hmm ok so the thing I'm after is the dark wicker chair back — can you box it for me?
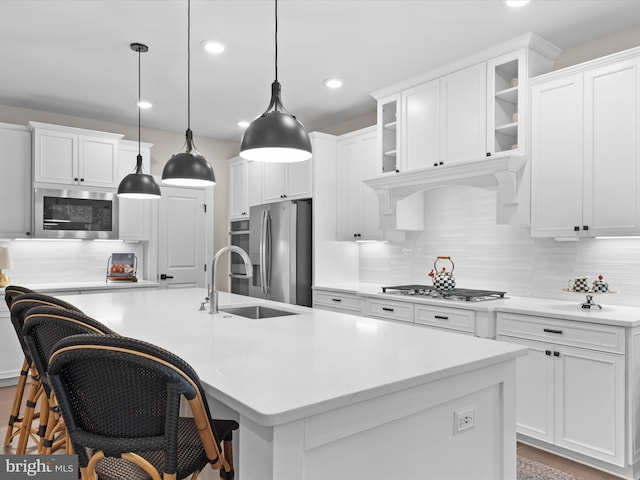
[22,306,115,396]
[3,285,35,309]
[49,334,238,480]
[10,293,84,361]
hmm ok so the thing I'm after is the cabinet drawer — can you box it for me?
[497,312,625,354]
[365,298,413,324]
[414,304,476,334]
[313,291,361,313]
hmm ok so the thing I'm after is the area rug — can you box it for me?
[517,456,584,480]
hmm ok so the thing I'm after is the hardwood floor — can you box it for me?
[0,384,623,479]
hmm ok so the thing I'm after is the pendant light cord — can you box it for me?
[274,0,278,84]
[137,47,142,158]
[187,0,191,131]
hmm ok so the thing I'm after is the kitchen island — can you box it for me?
[58,288,526,480]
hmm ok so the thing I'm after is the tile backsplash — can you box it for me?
[0,239,146,286]
[359,185,640,307]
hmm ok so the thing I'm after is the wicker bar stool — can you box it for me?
[3,285,35,448]
[22,305,116,455]
[49,334,239,480]
[8,293,85,453]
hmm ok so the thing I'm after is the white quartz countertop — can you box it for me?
[314,284,640,327]
[1,280,159,295]
[56,288,526,427]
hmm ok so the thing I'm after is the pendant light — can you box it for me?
[162,0,216,186]
[239,0,312,163]
[118,43,162,199]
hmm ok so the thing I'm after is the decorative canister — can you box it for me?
[593,275,609,293]
[568,277,589,292]
[432,256,456,291]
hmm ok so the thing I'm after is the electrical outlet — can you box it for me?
[454,406,475,434]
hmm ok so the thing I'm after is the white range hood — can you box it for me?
[363,154,527,226]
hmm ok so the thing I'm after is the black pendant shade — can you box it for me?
[118,154,162,198]
[240,81,312,163]
[239,0,311,163]
[161,0,215,187]
[117,42,162,199]
[162,129,216,186]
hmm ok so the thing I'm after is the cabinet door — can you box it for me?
[498,336,554,443]
[33,128,78,184]
[440,63,487,164]
[336,136,360,240]
[229,157,249,219]
[0,308,24,382]
[554,345,625,466]
[402,80,439,170]
[0,125,32,237]
[262,163,286,203]
[118,144,152,241]
[583,58,640,236]
[358,131,382,240]
[531,74,584,238]
[79,135,119,187]
[248,161,262,207]
[286,159,312,199]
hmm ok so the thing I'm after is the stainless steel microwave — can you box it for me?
[34,188,119,239]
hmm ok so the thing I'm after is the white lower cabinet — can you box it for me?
[497,312,625,467]
[0,298,24,386]
[313,290,362,316]
[414,304,476,336]
[364,298,413,325]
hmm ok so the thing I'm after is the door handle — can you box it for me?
[160,274,174,280]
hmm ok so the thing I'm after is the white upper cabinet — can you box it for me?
[440,62,487,165]
[0,123,32,238]
[29,122,122,189]
[261,159,312,203]
[401,80,439,171]
[372,36,558,176]
[336,127,381,241]
[117,140,154,241]
[228,156,250,219]
[531,52,640,238]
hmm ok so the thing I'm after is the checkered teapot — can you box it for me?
[430,256,456,291]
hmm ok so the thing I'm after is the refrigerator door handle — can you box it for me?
[260,210,272,295]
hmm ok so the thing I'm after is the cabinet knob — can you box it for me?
[486,152,491,157]
[433,163,438,167]
[439,161,443,166]
[80,178,84,182]
[395,169,399,173]
[553,351,560,357]
[74,177,79,182]
[545,350,552,356]
[583,225,589,231]
[574,226,580,232]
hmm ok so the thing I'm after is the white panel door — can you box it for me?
[79,135,119,187]
[498,336,554,443]
[531,74,584,237]
[584,58,640,236]
[262,163,286,203]
[0,124,31,238]
[554,345,625,466]
[158,185,207,289]
[402,79,439,171]
[286,159,312,199]
[440,62,487,164]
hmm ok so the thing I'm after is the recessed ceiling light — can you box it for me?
[505,0,530,7]
[202,40,226,54]
[237,121,250,129]
[137,100,152,109]
[324,78,343,89]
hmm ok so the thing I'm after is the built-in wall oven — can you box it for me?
[34,187,119,239]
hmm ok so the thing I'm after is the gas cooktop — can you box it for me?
[381,285,506,302]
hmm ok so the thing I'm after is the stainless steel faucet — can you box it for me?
[209,245,253,314]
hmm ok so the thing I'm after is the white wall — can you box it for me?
[358,186,640,307]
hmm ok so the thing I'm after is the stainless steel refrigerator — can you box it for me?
[249,199,312,306]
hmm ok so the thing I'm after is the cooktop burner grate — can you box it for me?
[381,285,506,302]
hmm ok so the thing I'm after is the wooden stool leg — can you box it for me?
[220,438,235,480]
[16,380,43,454]
[4,357,29,446]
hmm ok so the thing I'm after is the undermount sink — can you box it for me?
[219,305,298,319]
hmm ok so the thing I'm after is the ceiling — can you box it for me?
[2,0,640,143]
